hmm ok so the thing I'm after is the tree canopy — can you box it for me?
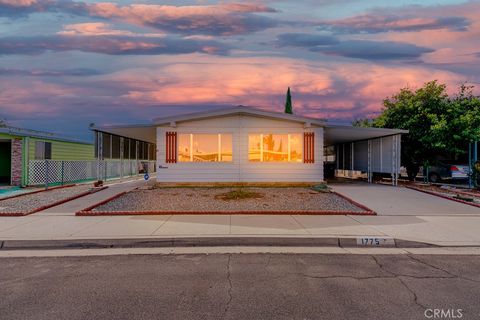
[353,81,480,179]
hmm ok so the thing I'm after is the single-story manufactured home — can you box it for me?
[92,106,407,184]
[0,126,94,186]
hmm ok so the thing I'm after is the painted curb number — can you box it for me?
[356,237,394,246]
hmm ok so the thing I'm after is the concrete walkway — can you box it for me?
[331,183,480,216]
[36,177,152,216]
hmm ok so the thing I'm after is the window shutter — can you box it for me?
[303,132,315,163]
[166,132,177,163]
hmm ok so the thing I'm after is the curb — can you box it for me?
[0,186,108,217]
[0,237,437,251]
[406,186,480,209]
[76,190,376,216]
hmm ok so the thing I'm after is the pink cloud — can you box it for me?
[378,8,480,66]
[0,0,38,7]
[83,2,278,35]
[0,0,279,35]
[92,56,471,120]
[1,54,477,125]
[58,22,165,37]
[317,14,469,34]
[0,78,81,115]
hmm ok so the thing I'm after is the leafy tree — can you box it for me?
[354,81,480,180]
[351,118,374,128]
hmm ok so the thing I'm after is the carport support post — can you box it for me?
[336,145,339,170]
[120,137,124,179]
[469,142,473,188]
[392,135,399,186]
[475,141,478,162]
[474,142,478,188]
[367,140,372,183]
[350,143,354,176]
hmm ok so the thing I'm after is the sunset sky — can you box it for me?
[1,0,479,140]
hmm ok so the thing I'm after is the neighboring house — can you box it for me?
[0,126,94,186]
[92,106,407,184]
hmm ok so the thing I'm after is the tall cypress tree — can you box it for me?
[284,87,293,114]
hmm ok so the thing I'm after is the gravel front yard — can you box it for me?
[92,187,367,213]
[0,185,95,215]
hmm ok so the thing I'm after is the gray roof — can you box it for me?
[0,126,92,145]
[324,124,408,146]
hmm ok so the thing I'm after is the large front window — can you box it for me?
[248,134,302,162]
[178,133,232,162]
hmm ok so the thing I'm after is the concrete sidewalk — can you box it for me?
[1,213,480,246]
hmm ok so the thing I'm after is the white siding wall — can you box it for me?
[156,115,324,182]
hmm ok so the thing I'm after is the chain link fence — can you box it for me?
[28,160,156,187]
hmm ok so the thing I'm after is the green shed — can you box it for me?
[0,126,94,186]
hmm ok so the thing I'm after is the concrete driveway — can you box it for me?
[332,183,480,216]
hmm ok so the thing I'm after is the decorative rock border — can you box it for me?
[76,189,376,216]
[0,186,108,216]
[406,185,480,209]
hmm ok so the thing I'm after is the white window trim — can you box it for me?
[249,133,303,163]
[178,133,233,162]
[35,141,52,160]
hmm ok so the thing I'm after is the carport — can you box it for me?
[324,125,408,186]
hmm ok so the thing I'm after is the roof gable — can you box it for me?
[153,106,326,126]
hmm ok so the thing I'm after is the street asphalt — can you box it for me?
[1,253,480,320]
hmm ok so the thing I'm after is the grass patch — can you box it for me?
[311,184,331,193]
[215,189,264,200]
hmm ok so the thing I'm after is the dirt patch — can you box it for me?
[215,189,264,200]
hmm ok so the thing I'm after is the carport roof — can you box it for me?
[91,124,156,144]
[324,124,408,146]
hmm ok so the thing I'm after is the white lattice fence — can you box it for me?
[28,160,156,186]
[106,161,121,179]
